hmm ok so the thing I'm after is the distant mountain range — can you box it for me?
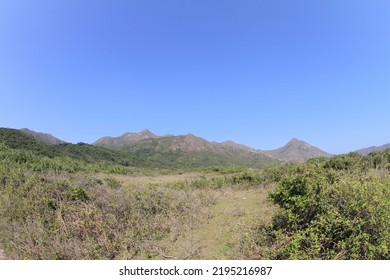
[4,127,387,168]
[355,144,390,155]
[92,130,330,164]
[94,130,279,167]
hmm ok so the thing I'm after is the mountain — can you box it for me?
[262,138,332,162]
[355,143,390,155]
[93,129,159,148]
[20,128,66,145]
[94,131,280,168]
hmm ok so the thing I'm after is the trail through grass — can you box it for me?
[155,185,276,259]
[116,173,276,259]
[195,187,275,259]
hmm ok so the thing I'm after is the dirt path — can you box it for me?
[0,248,6,260]
[161,186,275,259]
[194,187,275,259]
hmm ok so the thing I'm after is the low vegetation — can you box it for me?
[0,132,389,260]
[236,152,390,260]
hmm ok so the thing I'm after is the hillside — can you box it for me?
[20,128,66,145]
[94,131,280,168]
[0,127,48,153]
[355,143,390,155]
[0,128,134,165]
[262,138,331,162]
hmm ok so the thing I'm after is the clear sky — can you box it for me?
[1,0,389,154]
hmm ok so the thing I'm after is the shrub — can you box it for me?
[259,155,390,259]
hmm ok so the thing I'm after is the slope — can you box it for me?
[0,128,134,165]
[20,128,66,145]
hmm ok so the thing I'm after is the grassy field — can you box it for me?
[0,142,389,260]
[112,173,276,259]
[0,163,276,260]
[179,187,275,259]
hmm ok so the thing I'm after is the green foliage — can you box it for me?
[323,153,363,170]
[0,143,141,175]
[253,152,390,260]
[0,128,136,168]
[104,177,122,189]
[67,188,89,202]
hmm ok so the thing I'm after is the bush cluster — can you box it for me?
[242,151,390,260]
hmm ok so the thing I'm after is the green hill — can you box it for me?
[0,128,134,166]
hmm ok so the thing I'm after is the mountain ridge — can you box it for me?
[20,128,66,145]
[93,130,331,164]
[355,143,390,155]
[5,127,336,166]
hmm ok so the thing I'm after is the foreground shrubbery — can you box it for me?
[0,170,217,259]
[237,152,390,260]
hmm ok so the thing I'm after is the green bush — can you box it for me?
[259,153,390,260]
[67,188,89,202]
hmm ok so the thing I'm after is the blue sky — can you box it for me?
[1,0,389,154]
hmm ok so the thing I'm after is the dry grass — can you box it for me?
[0,171,221,259]
[0,168,276,260]
[114,173,200,186]
[152,184,277,260]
